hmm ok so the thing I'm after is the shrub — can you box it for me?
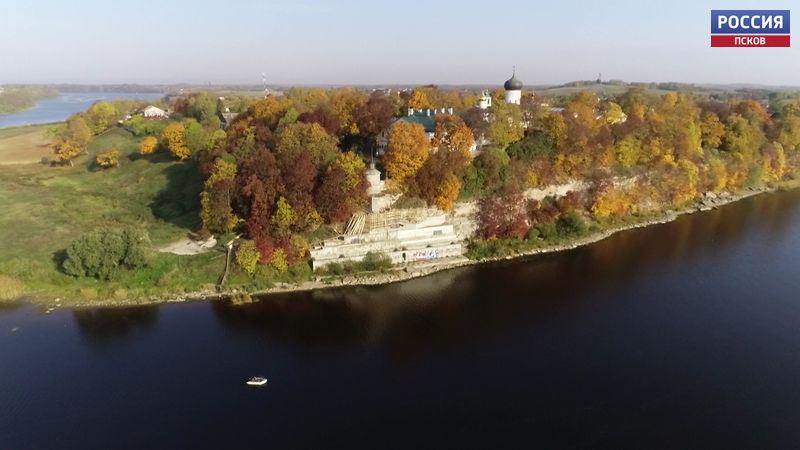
[360,252,393,271]
[95,149,120,168]
[139,136,158,155]
[234,240,260,275]
[557,212,588,237]
[535,221,558,241]
[62,228,152,280]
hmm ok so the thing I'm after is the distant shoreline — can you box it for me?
[22,183,791,313]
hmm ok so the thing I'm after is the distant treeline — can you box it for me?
[0,86,59,115]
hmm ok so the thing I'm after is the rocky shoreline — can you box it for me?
[25,185,782,312]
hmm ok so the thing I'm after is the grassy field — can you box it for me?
[0,124,53,164]
[0,126,230,304]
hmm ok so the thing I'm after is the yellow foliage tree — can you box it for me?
[139,136,158,155]
[328,88,366,136]
[407,88,432,110]
[331,151,366,190]
[235,240,261,275]
[161,122,191,160]
[700,112,725,149]
[614,135,640,169]
[671,159,700,205]
[53,141,83,166]
[384,122,430,189]
[95,149,120,169]
[707,157,728,192]
[603,102,626,124]
[591,186,633,220]
[433,114,475,161]
[434,173,461,211]
[271,196,295,237]
[761,142,787,183]
[269,248,289,273]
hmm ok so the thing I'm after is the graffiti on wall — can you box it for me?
[411,248,440,261]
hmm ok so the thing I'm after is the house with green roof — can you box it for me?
[376,107,455,154]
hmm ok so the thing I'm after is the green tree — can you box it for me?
[487,101,524,149]
[85,101,118,134]
[63,228,151,280]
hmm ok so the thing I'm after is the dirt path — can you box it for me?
[158,237,217,255]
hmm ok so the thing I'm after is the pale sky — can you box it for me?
[0,0,797,86]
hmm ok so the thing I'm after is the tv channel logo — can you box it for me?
[711,10,790,47]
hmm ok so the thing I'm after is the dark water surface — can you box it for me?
[2,191,800,449]
[0,93,162,129]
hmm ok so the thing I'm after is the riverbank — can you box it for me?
[17,181,796,312]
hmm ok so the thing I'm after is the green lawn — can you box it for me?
[0,127,227,304]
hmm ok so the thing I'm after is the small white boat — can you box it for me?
[246,376,268,386]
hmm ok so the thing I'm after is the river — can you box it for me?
[0,92,163,129]
[2,190,800,449]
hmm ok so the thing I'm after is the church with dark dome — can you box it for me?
[503,68,523,105]
[477,68,525,109]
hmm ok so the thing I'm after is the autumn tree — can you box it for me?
[591,184,633,219]
[476,187,528,239]
[275,122,339,170]
[85,101,118,134]
[776,103,800,152]
[235,240,260,275]
[603,102,626,124]
[700,112,725,150]
[462,107,489,142]
[297,106,341,136]
[282,153,321,232]
[329,88,368,136]
[271,196,294,240]
[433,173,461,211]
[670,159,700,205]
[52,141,83,166]
[413,149,468,210]
[95,149,120,169]
[487,101,524,149]
[383,122,430,190]
[61,115,92,147]
[407,88,432,110]
[234,148,283,259]
[139,136,158,155]
[200,158,238,234]
[161,122,191,160]
[356,93,396,145]
[316,152,368,222]
[432,114,475,160]
[51,114,92,166]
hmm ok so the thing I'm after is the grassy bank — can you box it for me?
[0,86,59,115]
[0,124,53,164]
[1,123,798,309]
[0,125,318,307]
[0,127,217,303]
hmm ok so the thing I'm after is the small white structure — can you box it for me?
[142,105,167,119]
[366,163,384,196]
[477,90,492,110]
[309,213,463,271]
[504,68,523,105]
